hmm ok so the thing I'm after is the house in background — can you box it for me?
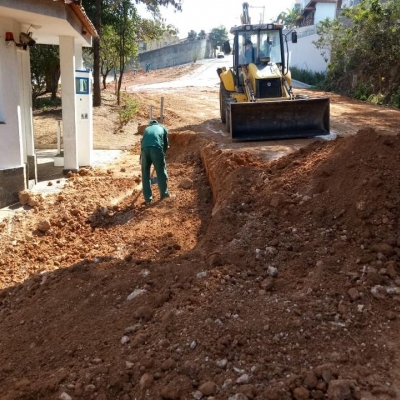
[296,0,338,27]
[287,0,340,72]
[0,0,97,208]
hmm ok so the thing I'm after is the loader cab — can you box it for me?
[231,24,285,72]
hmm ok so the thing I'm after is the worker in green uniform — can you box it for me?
[140,120,170,204]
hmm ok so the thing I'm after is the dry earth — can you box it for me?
[1,64,400,400]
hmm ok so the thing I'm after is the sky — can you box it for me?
[137,0,296,39]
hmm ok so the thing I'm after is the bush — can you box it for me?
[314,0,400,107]
[119,94,139,127]
[290,67,327,87]
[367,93,384,105]
[192,51,200,63]
[353,83,372,101]
[34,95,61,111]
[389,88,400,109]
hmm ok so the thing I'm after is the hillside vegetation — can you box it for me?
[314,0,400,108]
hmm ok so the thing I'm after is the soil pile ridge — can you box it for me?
[0,129,399,399]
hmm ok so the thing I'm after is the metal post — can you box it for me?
[149,105,153,122]
[57,120,62,154]
[160,97,164,123]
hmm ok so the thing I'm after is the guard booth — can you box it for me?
[0,1,97,208]
[75,69,93,166]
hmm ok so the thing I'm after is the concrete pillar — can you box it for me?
[75,43,83,70]
[59,35,78,173]
[0,18,25,169]
[0,18,27,207]
[18,49,37,183]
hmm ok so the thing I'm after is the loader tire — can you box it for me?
[226,106,231,133]
[219,83,229,124]
[225,98,236,134]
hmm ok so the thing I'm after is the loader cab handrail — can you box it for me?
[282,29,298,76]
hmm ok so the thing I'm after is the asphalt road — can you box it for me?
[128,56,310,92]
[128,56,232,92]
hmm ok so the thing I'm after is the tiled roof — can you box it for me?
[67,1,98,37]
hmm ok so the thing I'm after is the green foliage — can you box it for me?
[81,0,182,106]
[187,30,197,41]
[275,6,301,28]
[389,88,400,108]
[353,82,372,101]
[30,45,60,103]
[198,30,206,40]
[100,24,119,88]
[118,94,139,127]
[208,26,229,50]
[314,0,400,108]
[98,0,168,102]
[33,95,62,111]
[290,67,327,87]
[367,93,385,105]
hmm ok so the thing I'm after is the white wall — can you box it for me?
[288,30,329,72]
[0,17,25,169]
[315,3,337,24]
[59,35,78,172]
[19,49,35,162]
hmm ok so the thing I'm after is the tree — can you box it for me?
[208,26,228,57]
[100,25,119,89]
[198,30,206,40]
[103,0,165,104]
[30,45,60,105]
[81,0,102,106]
[82,0,182,107]
[275,6,301,28]
[314,0,400,106]
[187,30,197,41]
[109,0,139,105]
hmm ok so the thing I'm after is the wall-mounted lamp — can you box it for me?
[4,31,36,50]
[5,32,14,47]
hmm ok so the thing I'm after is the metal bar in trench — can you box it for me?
[160,97,164,123]
[57,121,62,154]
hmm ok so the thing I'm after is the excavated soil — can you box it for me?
[1,64,400,400]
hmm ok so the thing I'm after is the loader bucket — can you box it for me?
[230,97,330,141]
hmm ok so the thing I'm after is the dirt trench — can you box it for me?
[1,127,400,399]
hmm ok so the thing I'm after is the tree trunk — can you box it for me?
[45,66,60,101]
[93,0,101,107]
[45,75,52,93]
[51,68,60,101]
[117,60,125,106]
[117,74,122,105]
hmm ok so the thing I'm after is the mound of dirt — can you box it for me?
[0,127,399,399]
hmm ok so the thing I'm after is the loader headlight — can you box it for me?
[245,25,252,30]
[267,24,274,29]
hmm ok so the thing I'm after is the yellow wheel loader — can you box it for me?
[217,3,330,141]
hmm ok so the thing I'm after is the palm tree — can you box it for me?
[275,7,301,28]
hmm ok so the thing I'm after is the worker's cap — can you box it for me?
[149,119,159,125]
